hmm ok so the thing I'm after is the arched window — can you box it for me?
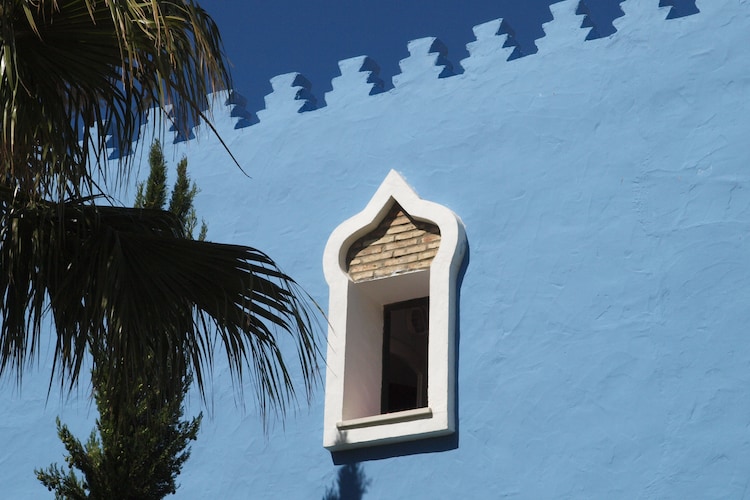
[323,170,466,450]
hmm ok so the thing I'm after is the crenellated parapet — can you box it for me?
[256,73,318,123]
[392,37,455,88]
[325,56,384,107]
[106,0,708,158]
[461,19,522,73]
[223,90,258,129]
[536,0,590,51]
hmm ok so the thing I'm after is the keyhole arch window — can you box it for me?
[323,170,466,451]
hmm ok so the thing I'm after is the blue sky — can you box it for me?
[197,1,633,112]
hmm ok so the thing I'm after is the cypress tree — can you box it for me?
[135,140,169,210]
[37,140,206,499]
[36,370,200,499]
[168,156,207,240]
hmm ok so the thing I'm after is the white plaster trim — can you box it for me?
[323,170,466,451]
[337,407,433,430]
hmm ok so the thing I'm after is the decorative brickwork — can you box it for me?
[346,203,440,282]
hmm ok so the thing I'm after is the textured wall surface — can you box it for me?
[2,0,749,498]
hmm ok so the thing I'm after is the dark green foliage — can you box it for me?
[3,5,320,494]
[36,142,207,498]
[2,0,319,420]
[168,157,206,241]
[135,140,207,240]
[35,422,95,500]
[36,369,201,499]
[135,141,169,211]
[1,0,234,203]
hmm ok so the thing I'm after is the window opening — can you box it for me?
[322,170,466,450]
[382,297,429,414]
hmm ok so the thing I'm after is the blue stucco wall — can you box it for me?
[3,0,750,497]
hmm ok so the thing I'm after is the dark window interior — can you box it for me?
[382,297,429,414]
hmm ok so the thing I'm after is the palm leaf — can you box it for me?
[0,0,232,201]
[0,0,320,422]
[0,188,321,419]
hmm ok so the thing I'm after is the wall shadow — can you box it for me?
[331,432,458,465]
[659,0,700,19]
[323,463,371,500]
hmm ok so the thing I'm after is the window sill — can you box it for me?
[337,407,433,430]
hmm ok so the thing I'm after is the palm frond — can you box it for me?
[0,188,321,418]
[0,0,232,201]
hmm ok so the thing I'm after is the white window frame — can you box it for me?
[322,170,466,450]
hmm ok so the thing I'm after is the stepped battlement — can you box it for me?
[117,0,707,157]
